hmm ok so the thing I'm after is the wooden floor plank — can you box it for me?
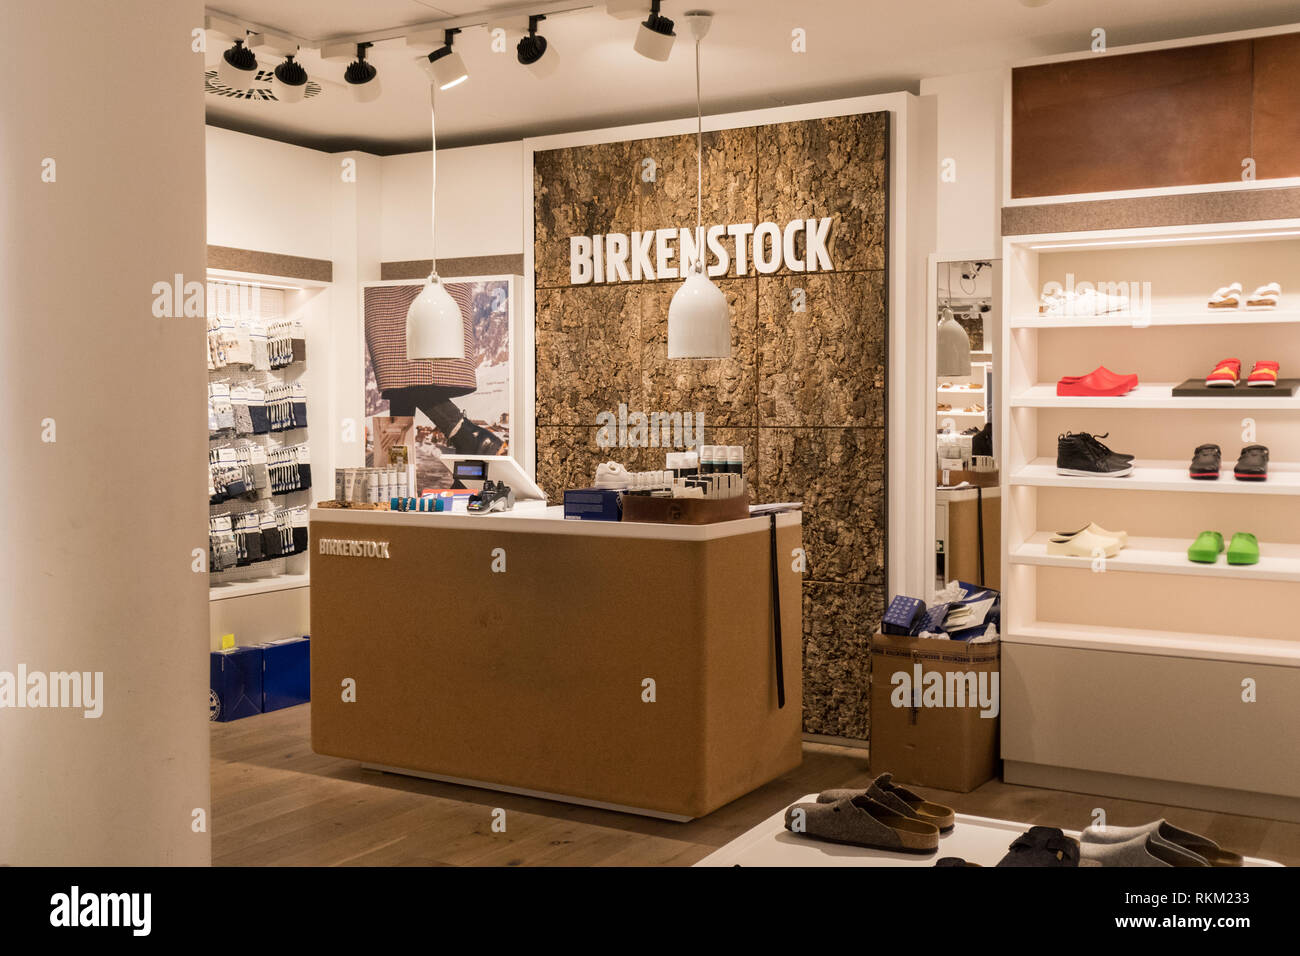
[211,703,1300,866]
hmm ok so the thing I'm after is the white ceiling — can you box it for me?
[203,0,1300,154]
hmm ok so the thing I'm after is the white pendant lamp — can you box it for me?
[667,13,729,360]
[937,306,972,377]
[406,85,466,361]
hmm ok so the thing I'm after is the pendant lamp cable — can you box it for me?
[429,83,439,279]
[694,33,703,272]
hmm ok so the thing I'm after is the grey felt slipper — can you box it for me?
[1078,833,1209,867]
[819,773,955,832]
[818,776,914,819]
[1081,819,1241,867]
[785,794,940,853]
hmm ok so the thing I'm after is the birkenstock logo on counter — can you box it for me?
[890,664,999,718]
[318,538,391,558]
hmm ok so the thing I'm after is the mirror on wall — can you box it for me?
[934,258,1000,593]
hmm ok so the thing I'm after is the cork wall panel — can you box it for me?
[757,113,888,273]
[633,127,759,238]
[534,112,889,741]
[757,271,886,429]
[534,139,640,289]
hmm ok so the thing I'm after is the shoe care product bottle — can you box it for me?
[681,450,699,478]
[699,445,716,475]
[726,445,743,475]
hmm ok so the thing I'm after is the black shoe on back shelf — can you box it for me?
[1233,444,1269,481]
[1056,431,1134,477]
[1189,443,1222,480]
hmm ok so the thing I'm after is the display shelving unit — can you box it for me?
[207,274,328,603]
[999,219,1300,821]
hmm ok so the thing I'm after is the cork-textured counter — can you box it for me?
[309,507,803,820]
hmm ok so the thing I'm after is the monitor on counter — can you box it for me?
[442,454,547,503]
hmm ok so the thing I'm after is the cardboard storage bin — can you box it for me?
[870,633,999,792]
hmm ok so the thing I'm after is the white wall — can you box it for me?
[206,126,336,260]
[380,142,525,262]
[1,0,211,866]
[920,69,1005,256]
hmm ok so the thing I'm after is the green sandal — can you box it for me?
[1227,532,1259,566]
[1188,531,1224,563]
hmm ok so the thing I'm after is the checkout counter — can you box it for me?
[310,456,803,820]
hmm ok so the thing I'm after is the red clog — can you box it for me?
[1056,366,1139,397]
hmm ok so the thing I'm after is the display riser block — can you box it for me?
[1004,761,1300,825]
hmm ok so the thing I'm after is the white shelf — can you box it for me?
[209,572,311,602]
[1010,458,1300,494]
[1009,308,1300,329]
[1011,533,1300,583]
[1008,621,1300,668]
[1010,382,1300,410]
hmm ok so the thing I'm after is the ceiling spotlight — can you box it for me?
[516,15,558,79]
[345,43,381,103]
[272,54,309,103]
[634,0,676,61]
[217,38,258,91]
[425,28,469,90]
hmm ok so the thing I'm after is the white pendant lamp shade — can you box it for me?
[668,266,730,359]
[406,276,466,360]
[937,308,972,377]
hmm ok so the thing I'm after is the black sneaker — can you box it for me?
[1233,444,1269,481]
[1078,430,1134,462]
[1057,432,1133,477]
[1189,443,1222,479]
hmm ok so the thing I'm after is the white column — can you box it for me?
[0,0,210,864]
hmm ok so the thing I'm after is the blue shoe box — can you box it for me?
[563,488,622,521]
[260,636,310,712]
[210,646,264,722]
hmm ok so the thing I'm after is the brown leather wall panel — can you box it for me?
[1012,40,1255,198]
[1252,33,1300,181]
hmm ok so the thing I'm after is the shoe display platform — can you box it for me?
[694,795,1282,867]
[1171,378,1300,397]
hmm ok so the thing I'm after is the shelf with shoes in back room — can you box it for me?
[1010,458,1300,494]
[1010,532,1300,583]
[1010,382,1300,410]
[1008,307,1300,329]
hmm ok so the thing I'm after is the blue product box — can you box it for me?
[261,636,310,712]
[563,487,622,521]
[881,594,925,635]
[210,646,264,722]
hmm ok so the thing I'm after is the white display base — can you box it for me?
[695,794,1282,866]
[360,763,694,822]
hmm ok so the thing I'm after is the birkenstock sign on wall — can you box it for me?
[569,217,836,284]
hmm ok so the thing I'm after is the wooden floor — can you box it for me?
[212,703,1300,866]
